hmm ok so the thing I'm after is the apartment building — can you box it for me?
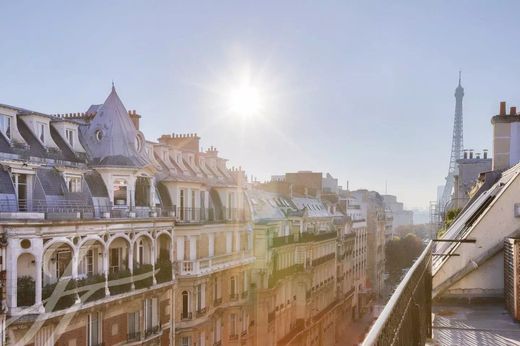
[0,88,370,346]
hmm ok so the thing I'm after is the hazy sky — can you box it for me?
[2,1,520,209]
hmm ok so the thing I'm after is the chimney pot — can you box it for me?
[500,101,507,116]
[511,107,517,116]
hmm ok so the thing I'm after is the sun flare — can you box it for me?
[228,84,262,118]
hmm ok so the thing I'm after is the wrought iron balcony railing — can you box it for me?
[362,241,432,346]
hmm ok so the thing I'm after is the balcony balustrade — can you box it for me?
[229,293,239,301]
[181,312,193,320]
[0,197,248,224]
[176,250,254,276]
[271,231,337,248]
[127,331,141,342]
[214,297,222,306]
[362,241,432,346]
[144,325,161,338]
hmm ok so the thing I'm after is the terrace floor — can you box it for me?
[430,303,520,346]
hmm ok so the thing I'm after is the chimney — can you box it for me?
[463,150,468,159]
[469,150,474,159]
[483,149,488,159]
[500,101,507,116]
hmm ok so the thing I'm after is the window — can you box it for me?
[113,178,128,206]
[65,128,74,146]
[135,135,142,152]
[196,284,202,311]
[230,313,237,337]
[36,122,45,142]
[110,247,121,272]
[179,189,185,221]
[95,129,103,141]
[128,311,140,341]
[191,190,196,220]
[144,298,158,334]
[0,114,11,139]
[66,175,82,193]
[214,318,221,343]
[230,276,236,297]
[241,310,248,333]
[181,336,192,346]
[182,291,190,319]
[87,312,102,346]
[86,249,93,276]
[56,249,72,278]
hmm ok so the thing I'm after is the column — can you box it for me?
[129,245,135,290]
[151,239,157,285]
[103,250,109,296]
[34,254,44,312]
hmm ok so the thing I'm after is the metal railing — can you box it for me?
[0,197,249,224]
[362,241,432,346]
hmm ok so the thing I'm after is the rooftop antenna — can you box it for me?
[385,180,388,194]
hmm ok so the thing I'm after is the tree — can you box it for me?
[385,233,425,288]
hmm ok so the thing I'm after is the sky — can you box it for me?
[2,1,520,210]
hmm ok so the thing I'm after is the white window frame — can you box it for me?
[87,312,102,346]
[0,114,11,139]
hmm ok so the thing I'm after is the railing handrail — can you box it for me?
[362,240,432,346]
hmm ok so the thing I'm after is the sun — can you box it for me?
[228,83,262,118]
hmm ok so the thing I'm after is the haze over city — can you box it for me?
[2,1,520,208]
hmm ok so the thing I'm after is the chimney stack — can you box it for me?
[463,150,468,159]
[483,149,488,159]
[469,150,474,159]
[500,101,507,116]
[511,107,517,116]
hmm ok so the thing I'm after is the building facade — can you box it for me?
[0,88,372,346]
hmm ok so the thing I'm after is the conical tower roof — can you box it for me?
[80,85,149,167]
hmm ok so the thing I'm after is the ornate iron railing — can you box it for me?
[362,241,432,346]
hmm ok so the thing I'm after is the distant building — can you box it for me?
[452,150,492,209]
[382,194,413,237]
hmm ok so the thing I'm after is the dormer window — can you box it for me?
[65,128,74,147]
[65,175,82,193]
[0,114,11,139]
[36,122,45,142]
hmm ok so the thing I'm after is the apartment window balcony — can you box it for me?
[213,341,222,346]
[229,293,239,301]
[241,291,248,299]
[229,334,238,340]
[267,311,275,323]
[214,297,222,306]
[241,330,247,336]
[175,250,254,277]
[144,325,161,338]
[127,331,141,342]
[181,312,192,321]
[196,307,207,317]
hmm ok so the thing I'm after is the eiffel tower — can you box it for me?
[439,72,464,213]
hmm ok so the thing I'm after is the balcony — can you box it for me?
[181,312,192,321]
[270,231,337,248]
[144,325,161,338]
[362,241,432,345]
[229,293,239,301]
[268,264,304,288]
[214,297,222,306]
[174,207,247,224]
[196,307,207,317]
[127,331,141,342]
[175,250,254,277]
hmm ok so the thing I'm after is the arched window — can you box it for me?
[182,291,190,319]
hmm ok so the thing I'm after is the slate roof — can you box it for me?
[79,86,149,168]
